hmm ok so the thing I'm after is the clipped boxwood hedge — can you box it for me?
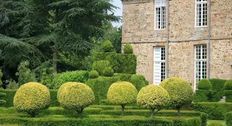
[226,111,232,126]
[192,102,232,120]
[209,79,226,102]
[0,89,16,107]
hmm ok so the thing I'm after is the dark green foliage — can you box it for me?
[198,79,212,90]
[192,102,232,120]
[224,80,232,90]
[194,90,211,102]
[0,89,16,107]
[130,74,148,90]
[89,70,99,79]
[86,77,120,104]
[101,40,115,52]
[123,44,133,54]
[226,112,232,126]
[92,60,112,76]
[0,91,6,106]
[50,90,59,107]
[102,67,114,77]
[224,90,232,102]
[209,79,226,102]
[16,61,36,86]
[92,52,137,74]
[51,71,89,89]
[114,73,132,81]
[0,69,3,87]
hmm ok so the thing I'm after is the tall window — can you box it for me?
[153,47,166,84]
[195,45,207,87]
[196,0,208,27]
[155,0,166,29]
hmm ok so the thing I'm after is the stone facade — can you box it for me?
[122,0,232,87]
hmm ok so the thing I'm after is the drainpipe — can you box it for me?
[207,0,212,79]
[166,0,170,78]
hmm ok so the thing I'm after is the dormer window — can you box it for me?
[155,0,166,29]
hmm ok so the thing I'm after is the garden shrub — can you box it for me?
[226,112,232,126]
[92,52,136,74]
[57,82,95,114]
[107,81,138,115]
[209,79,226,102]
[123,44,133,54]
[92,60,112,76]
[208,122,224,126]
[194,90,211,102]
[161,77,193,114]
[198,79,212,90]
[114,73,132,81]
[13,82,50,117]
[0,90,6,106]
[102,67,114,77]
[89,70,99,79]
[0,89,16,107]
[130,74,148,90]
[224,80,232,102]
[224,80,232,90]
[192,102,232,120]
[16,61,36,86]
[51,70,89,89]
[40,67,55,87]
[86,77,120,104]
[50,90,59,106]
[137,85,170,116]
[101,40,115,52]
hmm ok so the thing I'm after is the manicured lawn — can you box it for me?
[0,106,205,126]
[208,120,226,126]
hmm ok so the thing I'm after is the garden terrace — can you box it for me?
[0,105,206,126]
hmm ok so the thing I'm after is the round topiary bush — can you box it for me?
[13,82,50,117]
[123,44,133,54]
[92,60,112,76]
[103,67,114,77]
[89,70,99,79]
[198,79,212,90]
[160,77,193,114]
[107,81,138,115]
[57,82,95,114]
[101,40,115,52]
[137,85,170,116]
[224,80,232,90]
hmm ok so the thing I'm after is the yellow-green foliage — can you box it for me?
[161,77,193,109]
[13,82,50,117]
[137,85,170,111]
[107,81,138,105]
[57,82,95,113]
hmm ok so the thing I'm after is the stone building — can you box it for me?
[121,0,232,90]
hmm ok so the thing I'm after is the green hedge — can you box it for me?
[86,77,120,104]
[209,79,226,102]
[51,70,89,89]
[92,52,137,74]
[225,90,232,102]
[226,112,232,126]
[192,102,232,120]
[194,90,211,102]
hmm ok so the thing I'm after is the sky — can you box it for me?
[111,0,122,27]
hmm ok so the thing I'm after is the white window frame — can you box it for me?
[153,47,166,84]
[195,0,208,27]
[194,45,207,90]
[155,0,167,30]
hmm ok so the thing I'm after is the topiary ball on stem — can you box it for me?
[13,82,50,117]
[137,85,170,117]
[161,77,193,115]
[57,82,95,114]
[107,81,138,115]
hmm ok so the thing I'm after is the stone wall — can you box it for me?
[122,0,232,84]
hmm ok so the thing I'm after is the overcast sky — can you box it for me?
[111,0,122,27]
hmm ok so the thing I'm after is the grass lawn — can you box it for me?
[208,120,226,126]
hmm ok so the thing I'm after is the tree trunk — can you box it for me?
[121,105,125,116]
